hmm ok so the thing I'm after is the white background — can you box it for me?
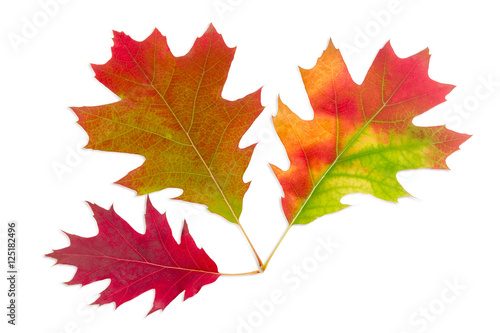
[1,0,499,332]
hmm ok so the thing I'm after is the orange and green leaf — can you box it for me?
[73,25,263,224]
[272,41,471,225]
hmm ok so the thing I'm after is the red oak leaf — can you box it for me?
[272,42,471,226]
[73,25,263,225]
[47,197,220,315]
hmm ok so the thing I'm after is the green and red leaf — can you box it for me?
[272,41,471,225]
[73,25,263,224]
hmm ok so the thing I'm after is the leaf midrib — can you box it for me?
[62,252,220,275]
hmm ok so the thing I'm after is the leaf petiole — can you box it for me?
[219,270,261,276]
[261,223,293,271]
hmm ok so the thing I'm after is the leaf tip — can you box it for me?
[206,22,217,33]
[181,220,190,237]
[45,251,57,262]
[85,201,100,214]
[111,30,124,41]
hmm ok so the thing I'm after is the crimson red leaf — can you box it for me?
[47,197,219,314]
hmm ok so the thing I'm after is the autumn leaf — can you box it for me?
[73,25,263,226]
[272,41,471,226]
[46,197,221,315]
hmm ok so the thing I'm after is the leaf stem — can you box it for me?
[219,270,261,276]
[239,228,263,269]
[261,223,293,271]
